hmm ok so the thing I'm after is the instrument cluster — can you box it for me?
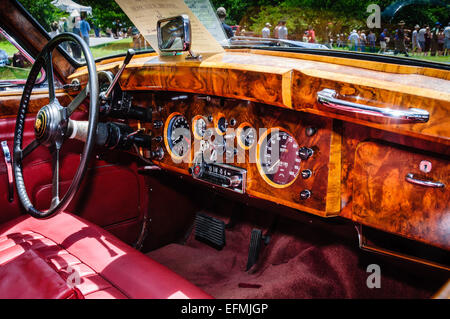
[133,92,334,215]
[160,103,316,192]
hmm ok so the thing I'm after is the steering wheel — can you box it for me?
[13,33,99,219]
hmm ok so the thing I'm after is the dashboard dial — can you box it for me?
[192,115,207,140]
[237,123,256,150]
[164,113,191,159]
[257,128,301,188]
[214,113,228,136]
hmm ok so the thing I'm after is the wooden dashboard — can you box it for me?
[68,49,450,252]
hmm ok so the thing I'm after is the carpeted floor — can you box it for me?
[147,211,441,299]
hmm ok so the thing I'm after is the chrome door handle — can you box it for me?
[1,141,14,202]
[317,89,429,123]
[405,173,445,188]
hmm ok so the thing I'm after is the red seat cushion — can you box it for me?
[0,212,212,299]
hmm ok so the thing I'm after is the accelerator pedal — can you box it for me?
[194,213,226,250]
[246,229,270,271]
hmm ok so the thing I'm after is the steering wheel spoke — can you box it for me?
[21,139,41,159]
[50,146,60,209]
[44,51,56,102]
[66,85,88,117]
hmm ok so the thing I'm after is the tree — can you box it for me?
[19,0,66,31]
[78,0,131,30]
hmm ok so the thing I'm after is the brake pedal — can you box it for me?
[246,229,270,271]
[194,213,226,250]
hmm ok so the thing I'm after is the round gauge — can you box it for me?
[192,115,207,140]
[214,113,228,136]
[237,123,256,150]
[256,128,301,188]
[98,71,114,93]
[164,113,191,159]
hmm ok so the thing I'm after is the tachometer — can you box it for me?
[256,128,301,188]
[164,113,191,159]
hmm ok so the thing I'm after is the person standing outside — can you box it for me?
[79,12,91,46]
[395,21,409,57]
[70,15,82,60]
[348,30,359,51]
[308,26,316,43]
[262,23,271,38]
[49,21,59,38]
[278,20,288,40]
[367,30,376,53]
[378,29,388,54]
[217,7,234,39]
[359,30,367,52]
[430,22,441,56]
[411,25,420,55]
[444,22,450,56]
[418,25,426,55]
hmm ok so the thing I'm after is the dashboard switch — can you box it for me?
[153,120,164,129]
[298,147,314,160]
[151,147,164,160]
[305,127,317,137]
[152,136,163,143]
[300,190,312,200]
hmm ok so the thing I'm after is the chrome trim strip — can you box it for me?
[317,89,429,123]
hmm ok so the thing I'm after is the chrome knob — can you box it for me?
[298,147,314,160]
[226,175,241,188]
[300,189,312,200]
[151,147,164,160]
[301,169,312,179]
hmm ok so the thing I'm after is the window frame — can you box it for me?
[0,26,47,86]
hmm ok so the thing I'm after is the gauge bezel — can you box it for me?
[164,112,191,160]
[256,127,301,189]
[236,122,256,150]
[192,115,207,140]
[214,113,227,136]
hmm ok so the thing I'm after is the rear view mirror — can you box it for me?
[157,15,191,52]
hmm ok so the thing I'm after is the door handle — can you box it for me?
[405,173,445,188]
[1,141,14,202]
[317,89,429,123]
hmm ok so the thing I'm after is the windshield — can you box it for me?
[16,0,450,65]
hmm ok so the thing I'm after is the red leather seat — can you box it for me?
[0,212,212,299]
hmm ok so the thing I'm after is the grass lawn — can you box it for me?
[90,38,135,59]
[0,66,29,80]
[0,40,19,56]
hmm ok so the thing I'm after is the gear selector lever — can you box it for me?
[103,49,135,99]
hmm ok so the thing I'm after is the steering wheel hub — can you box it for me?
[34,101,66,147]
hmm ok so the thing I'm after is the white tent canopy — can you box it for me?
[51,0,92,15]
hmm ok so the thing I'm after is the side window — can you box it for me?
[0,26,44,88]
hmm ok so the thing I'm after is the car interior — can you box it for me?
[0,0,448,299]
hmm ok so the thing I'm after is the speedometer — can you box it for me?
[164,112,191,159]
[256,128,301,188]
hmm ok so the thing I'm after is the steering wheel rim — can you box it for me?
[13,33,99,219]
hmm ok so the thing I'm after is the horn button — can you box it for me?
[34,100,67,147]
